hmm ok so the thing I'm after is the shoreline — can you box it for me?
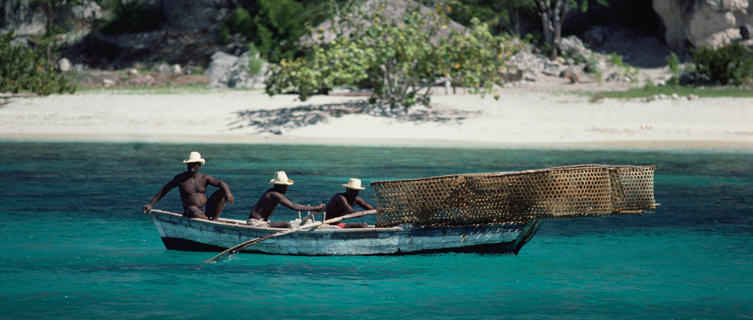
[2,90,752,152]
[3,133,752,152]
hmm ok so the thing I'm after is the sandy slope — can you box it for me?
[1,89,752,149]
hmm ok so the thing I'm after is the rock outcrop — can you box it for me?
[653,0,753,49]
[1,0,47,35]
[1,0,101,36]
[158,0,235,32]
[206,51,268,89]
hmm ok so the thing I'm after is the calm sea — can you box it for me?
[0,142,751,319]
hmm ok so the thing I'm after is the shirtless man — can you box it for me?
[324,178,374,228]
[143,151,234,220]
[248,171,324,228]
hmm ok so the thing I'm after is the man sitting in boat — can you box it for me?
[143,151,235,220]
[248,171,325,228]
[323,178,375,228]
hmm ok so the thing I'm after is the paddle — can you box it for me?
[204,209,378,264]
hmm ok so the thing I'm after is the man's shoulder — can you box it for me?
[172,172,188,180]
[264,190,283,198]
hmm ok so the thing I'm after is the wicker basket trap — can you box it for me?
[370,164,656,227]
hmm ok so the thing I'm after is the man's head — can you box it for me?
[186,161,202,174]
[343,178,365,195]
[270,171,294,192]
[183,151,205,174]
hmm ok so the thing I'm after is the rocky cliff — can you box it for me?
[653,0,753,49]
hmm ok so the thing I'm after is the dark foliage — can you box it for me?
[99,1,164,35]
[692,43,753,85]
[224,0,339,63]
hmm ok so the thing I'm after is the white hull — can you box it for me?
[150,210,541,256]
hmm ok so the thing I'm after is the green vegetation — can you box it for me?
[666,52,680,86]
[265,2,522,109]
[433,0,609,59]
[691,43,753,85]
[608,53,638,83]
[589,45,753,100]
[440,0,536,35]
[76,83,221,95]
[584,53,602,84]
[224,0,338,63]
[0,32,76,95]
[247,45,264,76]
[592,86,753,100]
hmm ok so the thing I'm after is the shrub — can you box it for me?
[665,52,680,86]
[221,0,339,64]
[692,43,753,85]
[231,7,255,35]
[585,54,602,84]
[609,53,638,83]
[265,2,523,109]
[0,32,76,95]
[247,44,263,76]
[217,25,231,44]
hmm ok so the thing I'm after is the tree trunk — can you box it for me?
[535,0,571,60]
[535,0,553,55]
[511,5,520,36]
[550,0,570,60]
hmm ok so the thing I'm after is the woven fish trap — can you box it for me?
[371,164,656,227]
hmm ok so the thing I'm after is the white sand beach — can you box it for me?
[1,88,752,150]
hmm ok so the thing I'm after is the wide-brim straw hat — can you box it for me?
[343,178,366,190]
[270,171,294,185]
[182,151,205,165]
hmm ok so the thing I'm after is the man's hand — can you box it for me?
[143,204,152,214]
[226,192,235,205]
[313,204,325,212]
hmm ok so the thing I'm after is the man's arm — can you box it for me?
[273,193,324,212]
[335,194,356,214]
[204,175,235,205]
[355,197,375,211]
[143,178,179,213]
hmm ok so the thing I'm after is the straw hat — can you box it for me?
[269,171,294,185]
[182,151,205,165]
[343,178,366,190]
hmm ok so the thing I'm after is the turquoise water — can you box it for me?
[1,142,752,319]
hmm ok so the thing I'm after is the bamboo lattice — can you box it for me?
[371,165,656,227]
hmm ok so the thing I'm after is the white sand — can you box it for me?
[1,89,752,150]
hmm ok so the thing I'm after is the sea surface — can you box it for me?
[0,141,751,319]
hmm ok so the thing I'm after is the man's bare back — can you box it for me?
[324,178,374,228]
[248,180,324,228]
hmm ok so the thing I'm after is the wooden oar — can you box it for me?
[204,209,378,264]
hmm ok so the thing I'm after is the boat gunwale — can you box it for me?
[150,209,404,233]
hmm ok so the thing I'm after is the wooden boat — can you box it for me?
[147,164,656,256]
[149,209,542,255]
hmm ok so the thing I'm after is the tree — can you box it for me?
[265,0,523,109]
[533,0,607,59]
